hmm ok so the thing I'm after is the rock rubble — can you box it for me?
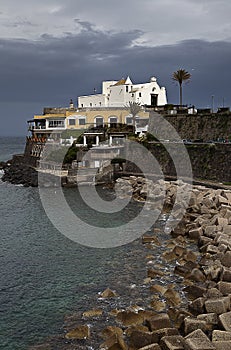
[30,176,231,349]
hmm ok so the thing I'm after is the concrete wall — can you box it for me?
[149,112,231,141]
[124,141,231,183]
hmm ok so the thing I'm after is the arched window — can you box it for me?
[94,115,104,128]
[108,115,118,128]
[125,115,133,125]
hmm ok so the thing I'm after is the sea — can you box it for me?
[0,137,188,349]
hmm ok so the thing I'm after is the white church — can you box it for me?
[78,76,167,108]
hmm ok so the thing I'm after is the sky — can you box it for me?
[0,0,231,136]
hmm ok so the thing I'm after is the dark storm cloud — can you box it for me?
[0,22,231,135]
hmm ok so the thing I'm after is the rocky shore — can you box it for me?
[29,177,231,350]
[0,159,38,187]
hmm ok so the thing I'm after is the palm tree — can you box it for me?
[126,101,142,133]
[172,69,191,107]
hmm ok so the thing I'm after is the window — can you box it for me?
[90,103,92,107]
[126,86,129,92]
[79,118,86,125]
[139,92,142,97]
[126,116,133,125]
[81,104,83,107]
[109,117,117,127]
[95,117,104,127]
[131,93,134,97]
[99,102,101,106]
[69,119,76,126]
[48,120,65,128]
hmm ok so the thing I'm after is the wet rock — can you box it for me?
[183,285,207,300]
[100,333,127,350]
[116,310,144,327]
[202,263,222,281]
[189,297,205,315]
[28,344,52,350]
[100,287,118,298]
[188,268,206,282]
[147,314,171,331]
[100,326,124,339]
[149,299,166,312]
[150,284,167,295]
[188,227,203,240]
[162,251,177,262]
[164,288,182,307]
[142,235,161,245]
[174,264,191,278]
[82,308,103,318]
[65,324,90,339]
[151,328,179,342]
[129,329,159,349]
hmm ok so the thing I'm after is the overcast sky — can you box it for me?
[0,0,231,135]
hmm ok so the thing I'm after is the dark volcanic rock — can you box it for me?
[2,161,38,187]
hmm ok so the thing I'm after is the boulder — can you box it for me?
[189,297,205,315]
[221,267,231,282]
[147,314,172,331]
[188,227,203,240]
[100,326,124,339]
[217,281,231,295]
[188,268,206,282]
[184,329,216,350]
[151,328,179,342]
[212,341,231,350]
[219,311,231,331]
[100,334,127,350]
[100,287,118,298]
[116,310,144,327]
[137,344,161,350]
[205,297,230,314]
[150,284,167,295]
[82,308,103,318]
[183,285,207,300]
[164,288,182,307]
[212,330,231,341]
[197,313,218,328]
[160,335,186,350]
[129,330,159,349]
[65,325,90,339]
[184,317,207,334]
[221,251,231,268]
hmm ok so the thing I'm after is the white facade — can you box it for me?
[78,76,167,108]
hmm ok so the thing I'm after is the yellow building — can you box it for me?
[28,101,150,141]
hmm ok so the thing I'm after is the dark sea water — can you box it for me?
[0,137,191,350]
[0,137,153,349]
